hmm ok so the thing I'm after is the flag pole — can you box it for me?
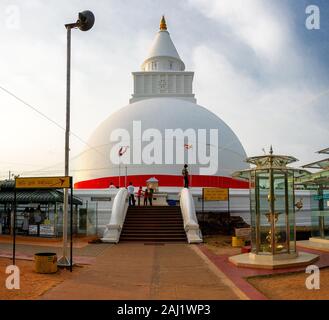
[119,161,121,188]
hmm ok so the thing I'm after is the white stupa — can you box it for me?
[74,16,248,189]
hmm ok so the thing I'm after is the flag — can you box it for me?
[118,146,129,157]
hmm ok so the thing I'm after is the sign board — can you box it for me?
[40,225,55,237]
[235,227,251,240]
[203,188,229,201]
[313,194,329,201]
[15,176,71,189]
[91,197,111,202]
[28,225,38,235]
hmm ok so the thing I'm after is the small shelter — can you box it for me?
[295,147,329,242]
[229,147,318,269]
[0,180,82,237]
[146,177,159,192]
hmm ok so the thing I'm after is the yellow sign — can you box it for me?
[203,188,229,201]
[15,176,71,189]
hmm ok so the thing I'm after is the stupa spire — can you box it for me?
[160,15,167,31]
[130,15,196,103]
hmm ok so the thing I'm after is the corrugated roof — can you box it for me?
[0,180,15,190]
[0,180,82,205]
[318,147,329,155]
[302,158,329,170]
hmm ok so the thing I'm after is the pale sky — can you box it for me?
[0,0,328,179]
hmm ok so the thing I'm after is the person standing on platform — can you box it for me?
[182,164,189,188]
[34,205,42,236]
[127,182,136,206]
[143,188,149,206]
[136,186,143,206]
[149,188,154,206]
[109,181,116,188]
[22,207,30,235]
[6,208,10,234]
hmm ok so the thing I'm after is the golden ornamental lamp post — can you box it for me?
[229,147,319,269]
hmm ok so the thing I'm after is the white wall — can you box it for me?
[73,188,314,236]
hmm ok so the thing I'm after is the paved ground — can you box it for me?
[40,243,245,300]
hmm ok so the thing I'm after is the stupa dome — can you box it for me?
[74,17,248,189]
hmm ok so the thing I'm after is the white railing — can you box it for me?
[101,188,128,243]
[180,188,203,243]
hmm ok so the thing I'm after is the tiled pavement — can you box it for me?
[40,243,247,300]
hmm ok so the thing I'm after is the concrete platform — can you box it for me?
[229,252,319,269]
[297,239,329,252]
[309,237,329,244]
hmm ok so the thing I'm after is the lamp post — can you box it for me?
[57,11,95,267]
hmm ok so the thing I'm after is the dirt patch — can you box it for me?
[0,258,82,300]
[247,267,329,300]
[203,235,241,256]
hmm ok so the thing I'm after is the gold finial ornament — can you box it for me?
[160,15,167,30]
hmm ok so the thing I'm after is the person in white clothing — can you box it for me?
[127,182,135,206]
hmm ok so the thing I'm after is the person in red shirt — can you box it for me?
[136,186,143,206]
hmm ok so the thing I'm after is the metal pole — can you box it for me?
[284,172,290,253]
[58,26,71,267]
[125,165,127,187]
[70,179,73,272]
[318,185,325,238]
[96,201,98,237]
[228,188,230,216]
[13,185,17,265]
[190,164,192,188]
[255,172,260,254]
[201,188,205,223]
[119,161,121,188]
[269,167,275,255]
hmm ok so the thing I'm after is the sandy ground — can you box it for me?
[0,258,84,300]
[247,268,329,300]
[203,235,241,256]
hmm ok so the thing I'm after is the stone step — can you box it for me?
[120,234,187,239]
[123,226,185,229]
[120,238,186,242]
[121,205,186,243]
[126,218,182,221]
[121,232,186,236]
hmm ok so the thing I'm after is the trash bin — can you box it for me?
[34,252,58,274]
[232,236,244,247]
[167,200,176,206]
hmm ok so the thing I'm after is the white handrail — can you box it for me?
[101,188,128,243]
[180,188,203,243]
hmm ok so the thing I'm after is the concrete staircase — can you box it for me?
[120,206,187,242]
